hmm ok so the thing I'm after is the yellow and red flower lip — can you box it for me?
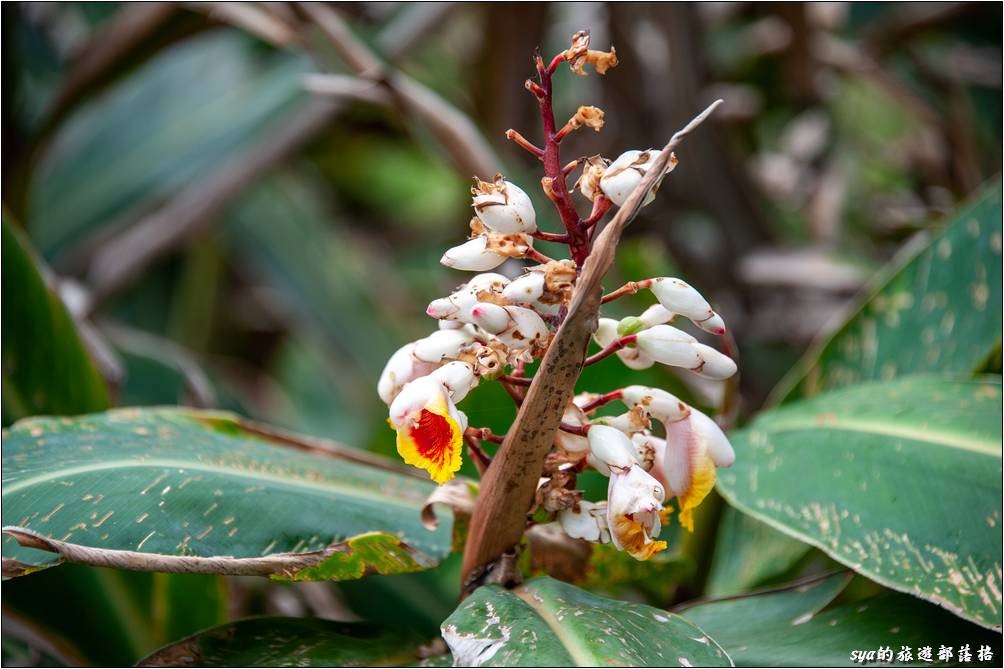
[389,376,465,485]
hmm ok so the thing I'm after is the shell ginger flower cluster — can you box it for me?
[377,31,737,562]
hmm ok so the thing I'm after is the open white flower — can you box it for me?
[558,500,610,544]
[607,462,667,560]
[388,375,468,484]
[658,408,735,531]
[471,174,537,234]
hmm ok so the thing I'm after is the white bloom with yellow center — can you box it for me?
[388,375,468,485]
[658,408,735,531]
[606,462,667,560]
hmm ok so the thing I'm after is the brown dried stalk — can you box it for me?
[460,100,723,590]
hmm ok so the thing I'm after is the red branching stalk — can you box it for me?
[535,53,591,267]
[583,334,637,366]
[578,389,623,413]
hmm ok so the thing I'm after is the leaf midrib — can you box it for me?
[512,589,597,667]
[757,417,1001,457]
[1,459,426,510]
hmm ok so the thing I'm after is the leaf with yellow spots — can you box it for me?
[773,182,1003,404]
[719,375,1003,630]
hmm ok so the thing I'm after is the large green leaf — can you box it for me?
[2,408,451,580]
[2,216,109,422]
[28,31,310,261]
[441,576,732,667]
[137,617,427,667]
[682,573,1002,666]
[773,183,1003,403]
[718,376,1003,629]
[705,506,812,596]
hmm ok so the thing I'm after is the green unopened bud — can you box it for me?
[617,316,644,336]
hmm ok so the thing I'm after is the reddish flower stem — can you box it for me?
[558,422,590,437]
[583,334,637,366]
[526,248,557,264]
[499,374,533,386]
[578,389,624,413]
[532,230,571,243]
[463,434,492,476]
[535,54,590,266]
[582,197,612,229]
[505,129,544,158]
[600,278,652,304]
[467,426,505,444]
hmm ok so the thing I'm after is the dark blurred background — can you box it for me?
[1,2,1001,663]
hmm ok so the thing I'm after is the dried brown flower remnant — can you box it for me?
[575,155,610,202]
[563,30,618,76]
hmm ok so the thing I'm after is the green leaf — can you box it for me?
[682,573,1002,666]
[705,506,812,596]
[137,617,427,667]
[2,408,451,580]
[773,183,1003,403]
[441,576,732,667]
[28,32,311,261]
[718,376,1003,629]
[2,215,109,422]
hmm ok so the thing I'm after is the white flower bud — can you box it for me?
[558,501,610,544]
[496,305,549,349]
[426,296,460,320]
[599,149,677,207]
[472,176,537,234]
[464,272,511,293]
[438,319,465,330]
[648,278,726,335]
[595,318,653,370]
[621,385,690,424]
[638,304,675,328]
[377,342,437,405]
[555,404,589,454]
[502,271,546,304]
[440,236,507,271]
[413,329,475,363]
[468,302,511,334]
[429,361,479,403]
[635,325,701,369]
[587,425,639,475]
[594,410,649,436]
[692,343,737,380]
